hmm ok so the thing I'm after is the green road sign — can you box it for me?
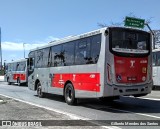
[125,17,145,29]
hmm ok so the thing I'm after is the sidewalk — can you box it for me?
[0,76,4,81]
[0,95,104,128]
[0,98,4,104]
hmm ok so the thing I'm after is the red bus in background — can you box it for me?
[28,27,152,105]
[4,59,28,86]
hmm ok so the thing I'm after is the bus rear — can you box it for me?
[4,59,28,86]
[102,27,152,98]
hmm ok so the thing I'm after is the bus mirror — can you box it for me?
[29,66,34,71]
[105,30,109,36]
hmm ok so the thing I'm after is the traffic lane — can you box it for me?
[0,82,160,121]
[2,82,160,114]
[0,82,160,117]
[0,95,105,129]
[1,83,160,129]
[141,90,160,99]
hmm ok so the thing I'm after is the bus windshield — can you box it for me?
[109,28,150,57]
[17,61,26,71]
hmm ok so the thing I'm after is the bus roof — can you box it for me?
[7,58,28,64]
[29,27,106,52]
[29,26,150,52]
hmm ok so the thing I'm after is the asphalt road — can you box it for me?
[1,82,160,129]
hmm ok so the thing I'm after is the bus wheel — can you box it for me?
[7,78,11,85]
[133,94,148,97]
[37,82,45,98]
[17,78,21,86]
[64,83,77,105]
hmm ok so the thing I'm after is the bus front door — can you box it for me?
[28,58,35,90]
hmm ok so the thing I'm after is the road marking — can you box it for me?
[128,96,160,101]
[106,107,160,119]
[0,93,121,129]
[85,97,160,119]
[140,97,160,101]
[86,101,160,119]
[109,97,160,119]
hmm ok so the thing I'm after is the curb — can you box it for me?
[0,99,5,104]
[0,99,3,103]
[0,76,4,82]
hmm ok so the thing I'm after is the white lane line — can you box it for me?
[113,96,160,119]
[0,93,121,129]
[106,107,160,119]
[140,97,160,101]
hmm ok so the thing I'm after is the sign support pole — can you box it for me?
[145,23,155,49]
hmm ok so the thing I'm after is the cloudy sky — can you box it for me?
[0,0,160,63]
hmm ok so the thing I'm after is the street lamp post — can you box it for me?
[4,60,6,74]
[4,60,6,67]
[145,23,155,49]
[23,43,26,58]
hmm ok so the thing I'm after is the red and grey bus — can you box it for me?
[28,27,152,105]
[4,58,28,86]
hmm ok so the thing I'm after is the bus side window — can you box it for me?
[75,38,91,65]
[63,42,75,66]
[91,34,101,64]
[51,45,64,67]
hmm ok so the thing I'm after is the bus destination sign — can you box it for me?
[125,17,145,29]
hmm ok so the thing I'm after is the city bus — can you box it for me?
[152,49,160,88]
[4,58,28,86]
[28,27,152,105]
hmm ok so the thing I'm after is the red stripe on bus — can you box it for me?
[52,73,100,92]
[13,74,26,80]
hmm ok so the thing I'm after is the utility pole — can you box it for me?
[0,27,2,73]
[23,43,25,58]
[145,23,155,49]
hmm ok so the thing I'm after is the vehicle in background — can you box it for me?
[152,49,160,89]
[28,27,152,105]
[4,58,28,86]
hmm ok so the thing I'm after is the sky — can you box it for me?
[0,0,160,63]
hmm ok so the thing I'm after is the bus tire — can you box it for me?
[17,78,21,86]
[37,82,45,98]
[64,83,77,105]
[133,94,148,97]
[7,78,11,85]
